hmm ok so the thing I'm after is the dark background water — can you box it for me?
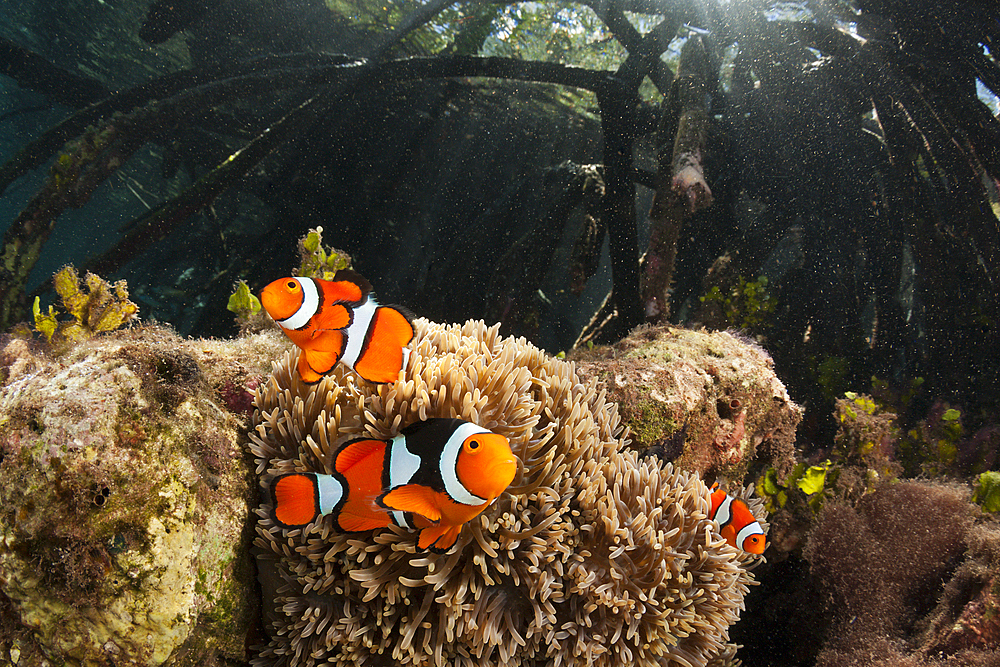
[2,0,1000,470]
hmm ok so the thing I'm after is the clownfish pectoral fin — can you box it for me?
[719,524,738,549]
[352,306,415,384]
[296,330,346,383]
[271,473,320,527]
[416,523,461,551]
[296,352,323,384]
[311,303,352,333]
[378,485,442,523]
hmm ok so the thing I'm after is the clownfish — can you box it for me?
[260,270,414,384]
[709,483,767,554]
[269,418,518,551]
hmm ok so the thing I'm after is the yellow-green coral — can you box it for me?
[33,265,138,344]
[834,391,898,464]
[898,404,964,477]
[296,226,352,280]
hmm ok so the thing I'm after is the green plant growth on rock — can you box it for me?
[834,392,898,467]
[897,404,964,477]
[757,460,834,515]
[296,226,353,280]
[699,274,776,330]
[757,392,901,520]
[973,471,1000,513]
[32,265,138,344]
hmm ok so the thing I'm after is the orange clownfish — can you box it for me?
[269,418,518,551]
[260,270,414,384]
[709,483,767,554]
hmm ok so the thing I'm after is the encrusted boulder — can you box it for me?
[573,325,801,483]
[0,325,286,667]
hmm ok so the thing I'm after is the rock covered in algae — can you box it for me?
[573,325,801,483]
[251,318,762,667]
[0,325,288,667]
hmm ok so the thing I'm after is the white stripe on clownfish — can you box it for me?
[340,296,376,369]
[275,277,320,331]
[316,473,344,516]
[440,421,493,506]
[385,431,422,529]
[714,493,734,526]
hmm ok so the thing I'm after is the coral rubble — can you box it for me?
[0,325,287,666]
[251,319,761,667]
[573,324,801,483]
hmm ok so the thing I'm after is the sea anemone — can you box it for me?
[250,319,759,667]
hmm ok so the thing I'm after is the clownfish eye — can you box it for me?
[286,280,298,290]
[467,439,480,452]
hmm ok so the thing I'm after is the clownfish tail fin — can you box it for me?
[270,473,321,527]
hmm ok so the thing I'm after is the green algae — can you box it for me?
[974,471,1000,513]
[627,398,680,448]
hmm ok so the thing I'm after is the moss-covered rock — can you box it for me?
[573,324,801,483]
[0,325,286,666]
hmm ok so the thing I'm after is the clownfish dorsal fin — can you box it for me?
[379,485,442,523]
[335,438,387,474]
[328,269,372,302]
[313,271,370,308]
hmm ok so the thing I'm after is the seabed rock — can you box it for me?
[574,324,801,483]
[0,325,286,667]
[0,319,799,667]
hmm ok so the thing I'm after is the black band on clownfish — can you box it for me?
[709,482,767,554]
[268,418,518,552]
[260,270,414,384]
